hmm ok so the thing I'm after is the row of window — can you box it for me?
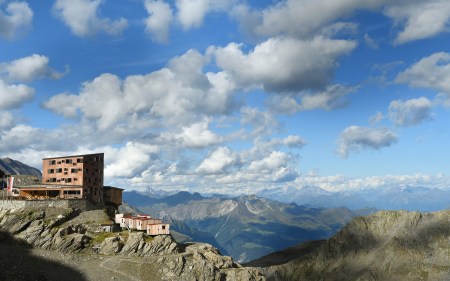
[44,176,103,184]
[47,168,103,174]
[83,177,103,184]
[63,190,81,195]
[49,158,83,165]
[46,178,77,183]
[47,168,82,174]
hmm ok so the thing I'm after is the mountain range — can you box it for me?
[258,185,450,211]
[3,191,450,280]
[0,158,42,178]
[123,190,373,262]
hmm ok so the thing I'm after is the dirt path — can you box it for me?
[99,257,142,281]
[30,248,189,281]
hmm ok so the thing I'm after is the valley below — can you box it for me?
[123,190,373,262]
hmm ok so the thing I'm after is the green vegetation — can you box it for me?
[91,232,115,244]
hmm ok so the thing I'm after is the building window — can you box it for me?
[66,159,72,164]
[47,169,54,174]
[49,160,56,165]
[162,225,166,230]
[56,168,62,173]
[64,190,80,195]
[66,178,72,183]
[71,168,77,173]
[77,158,83,163]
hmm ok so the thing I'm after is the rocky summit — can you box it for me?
[254,210,450,281]
[0,206,264,281]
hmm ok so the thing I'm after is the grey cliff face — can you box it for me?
[260,210,450,281]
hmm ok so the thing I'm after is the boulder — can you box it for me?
[99,236,124,255]
[142,234,179,256]
[56,233,91,253]
[120,232,146,255]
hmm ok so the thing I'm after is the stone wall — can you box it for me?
[0,199,98,211]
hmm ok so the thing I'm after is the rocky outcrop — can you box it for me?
[114,232,179,256]
[153,242,265,281]
[0,206,265,280]
[260,210,450,281]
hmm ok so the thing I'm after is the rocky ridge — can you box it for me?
[0,206,264,281]
[257,210,450,281]
[0,158,42,178]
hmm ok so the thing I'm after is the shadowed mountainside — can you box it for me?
[0,231,87,281]
[253,210,450,281]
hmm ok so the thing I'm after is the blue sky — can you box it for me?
[1,0,450,194]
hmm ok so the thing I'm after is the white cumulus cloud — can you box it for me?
[240,107,279,137]
[388,97,433,127]
[295,173,450,192]
[175,0,236,30]
[176,119,221,148]
[396,52,450,107]
[211,36,357,93]
[385,1,450,45]
[337,126,398,158]
[104,142,159,178]
[283,135,307,148]
[196,146,237,174]
[248,151,290,173]
[0,111,13,129]
[144,0,173,43]
[0,79,34,110]
[44,49,236,131]
[53,0,128,37]
[0,54,65,83]
[0,1,33,39]
[233,0,450,44]
[268,84,356,113]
